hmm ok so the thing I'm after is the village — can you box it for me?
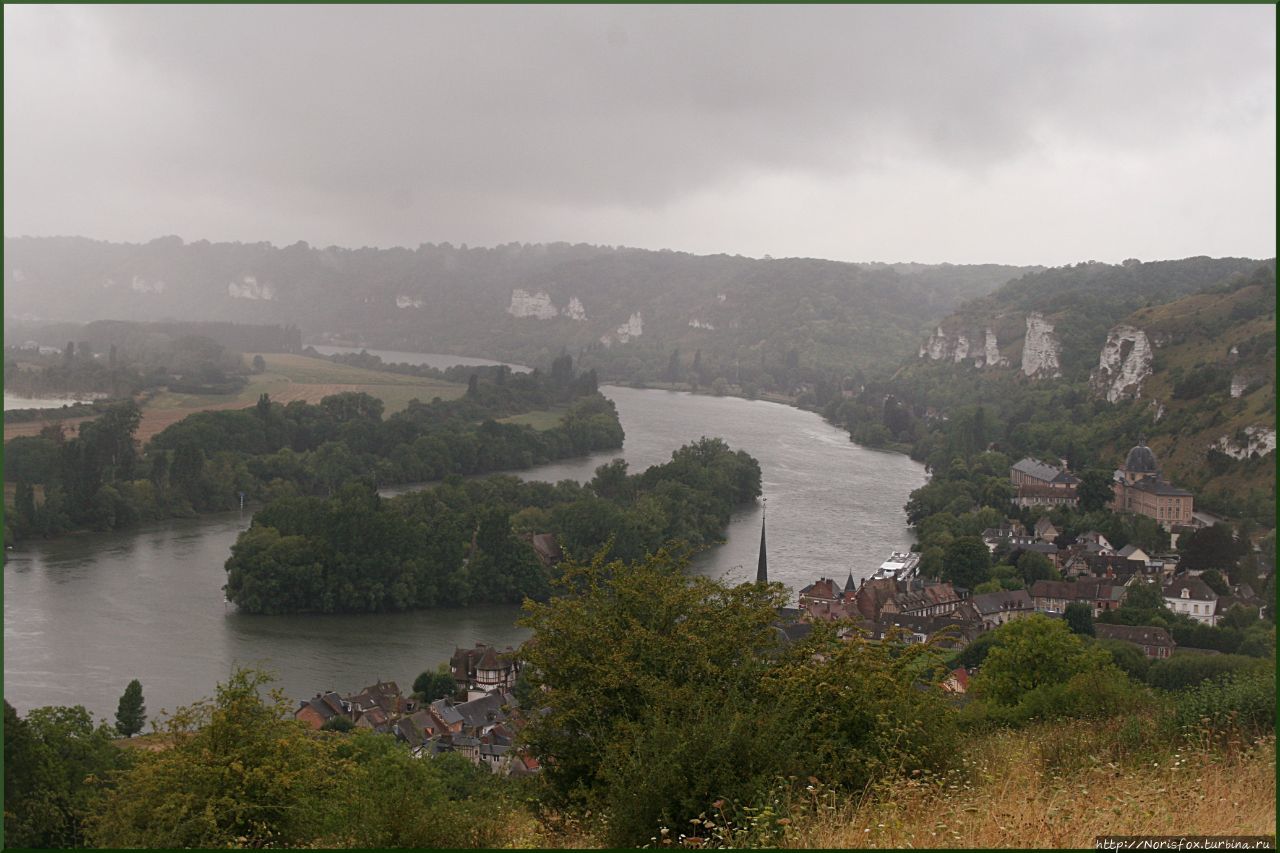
[291,438,1269,768]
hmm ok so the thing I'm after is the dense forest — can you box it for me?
[224,436,762,613]
[3,235,1034,389]
[5,549,1274,848]
[2,357,621,544]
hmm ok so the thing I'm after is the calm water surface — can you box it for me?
[4,355,924,719]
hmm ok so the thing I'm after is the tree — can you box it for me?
[1078,469,1115,512]
[88,669,348,848]
[1179,524,1241,574]
[1064,601,1095,636]
[252,354,267,373]
[942,536,992,590]
[4,703,126,848]
[14,480,37,535]
[1198,569,1230,596]
[115,679,146,737]
[319,715,355,732]
[412,667,457,703]
[1016,550,1057,585]
[519,548,957,846]
[665,347,682,383]
[970,615,1113,707]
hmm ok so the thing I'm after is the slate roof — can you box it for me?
[430,699,464,727]
[1164,576,1217,602]
[1094,624,1175,648]
[1129,477,1192,497]
[799,578,840,600]
[1124,443,1159,474]
[967,589,1034,615]
[1012,457,1079,484]
[455,691,513,732]
[1030,579,1124,603]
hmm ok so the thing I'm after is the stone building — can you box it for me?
[1111,438,1193,529]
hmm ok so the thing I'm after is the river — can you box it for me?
[4,350,925,719]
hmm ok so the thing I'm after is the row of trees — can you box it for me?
[4,332,248,402]
[4,358,623,543]
[223,436,762,613]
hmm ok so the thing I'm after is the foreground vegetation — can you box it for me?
[6,549,1274,849]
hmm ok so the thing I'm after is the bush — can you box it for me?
[1145,654,1270,691]
[1174,669,1276,737]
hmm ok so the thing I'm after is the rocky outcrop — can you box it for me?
[1091,324,1153,403]
[920,326,1006,368]
[506,289,587,320]
[1021,313,1062,379]
[395,295,425,309]
[227,275,272,300]
[506,289,559,319]
[133,275,167,295]
[920,327,950,360]
[564,297,588,321]
[600,312,644,346]
[980,329,1003,368]
[1213,426,1277,460]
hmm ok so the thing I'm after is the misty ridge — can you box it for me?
[5,234,1043,378]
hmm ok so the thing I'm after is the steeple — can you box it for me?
[756,498,768,585]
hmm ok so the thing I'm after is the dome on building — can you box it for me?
[1124,440,1159,474]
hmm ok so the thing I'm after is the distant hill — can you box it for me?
[882,257,1276,524]
[915,256,1262,381]
[3,236,1034,382]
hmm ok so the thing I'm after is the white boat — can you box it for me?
[871,551,920,581]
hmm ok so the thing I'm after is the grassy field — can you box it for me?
[497,406,569,431]
[512,729,1276,849]
[4,353,465,444]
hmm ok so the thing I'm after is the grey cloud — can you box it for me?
[3,5,1275,262]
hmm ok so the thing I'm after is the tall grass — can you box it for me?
[784,728,1275,849]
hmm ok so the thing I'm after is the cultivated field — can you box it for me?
[3,353,465,444]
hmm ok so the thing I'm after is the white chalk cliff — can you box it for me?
[564,297,588,322]
[1214,426,1277,460]
[1091,324,1153,403]
[506,289,559,319]
[919,326,1006,368]
[227,275,273,300]
[1021,313,1062,379]
[133,276,167,295]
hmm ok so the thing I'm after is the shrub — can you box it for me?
[1146,654,1270,691]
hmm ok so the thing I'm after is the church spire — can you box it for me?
[756,498,768,584]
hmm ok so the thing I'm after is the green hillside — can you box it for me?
[834,259,1276,526]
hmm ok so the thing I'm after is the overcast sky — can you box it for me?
[4,5,1275,266]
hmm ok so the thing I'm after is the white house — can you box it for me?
[1163,576,1219,626]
